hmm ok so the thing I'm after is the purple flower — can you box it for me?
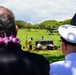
[0,34,21,47]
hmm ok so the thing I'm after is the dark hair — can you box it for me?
[0,6,16,37]
[30,37,33,40]
[60,37,76,46]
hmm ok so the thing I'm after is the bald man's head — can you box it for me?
[0,6,16,37]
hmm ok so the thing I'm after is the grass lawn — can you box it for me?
[17,28,60,49]
[17,28,64,63]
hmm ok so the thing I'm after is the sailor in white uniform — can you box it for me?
[50,24,76,75]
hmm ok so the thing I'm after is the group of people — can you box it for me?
[26,36,44,51]
[0,6,76,75]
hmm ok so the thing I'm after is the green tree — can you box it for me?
[61,19,71,25]
[25,23,32,31]
[39,20,59,34]
[33,24,39,29]
[16,20,26,28]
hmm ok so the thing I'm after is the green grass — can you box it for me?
[17,28,64,63]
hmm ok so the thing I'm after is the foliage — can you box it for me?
[16,20,26,28]
[39,20,60,28]
[15,18,71,29]
[38,20,60,34]
[32,24,39,29]
[60,19,71,25]
[25,23,32,31]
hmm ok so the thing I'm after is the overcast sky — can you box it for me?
[0,0,76,24]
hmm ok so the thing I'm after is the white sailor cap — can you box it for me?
[58,24,76,44]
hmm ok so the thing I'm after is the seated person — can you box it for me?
[36,42,42,50]
[46,44,54,50]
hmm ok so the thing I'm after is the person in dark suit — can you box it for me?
[0,6,50,75]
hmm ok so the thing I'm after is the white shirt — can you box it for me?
[50,53,76,75]
[37,43,42,48]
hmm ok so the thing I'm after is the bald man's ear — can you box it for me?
[15,25,18,37]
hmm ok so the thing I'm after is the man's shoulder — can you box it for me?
[50,61,66,75]
[23,51,49,62]
[50,61,65,66]
[50,61,65,70]
[0,48,50,75]
[22,51,50,75]
[22,51,50,67]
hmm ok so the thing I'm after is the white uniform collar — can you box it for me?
[65,53,76,61]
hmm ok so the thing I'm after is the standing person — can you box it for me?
[28,37,33,51]
[25,36,28,49]
[0,6,50,75]
[50,24,76,75]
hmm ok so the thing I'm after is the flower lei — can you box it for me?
[0,34,21,47]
